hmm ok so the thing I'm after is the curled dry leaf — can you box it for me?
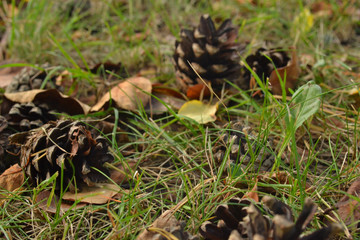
[136,210,179,240]
[0,164,24,192]
[62,182,126,204]
[35,190,86,215]
[2,89,90,115]
[269,47,301,95]
[178,100,218,124]
[91,77,152,112]
[336,178,360,227]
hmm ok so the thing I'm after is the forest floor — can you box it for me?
[0,0,360,239]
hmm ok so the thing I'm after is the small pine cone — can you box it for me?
[0,116,19,173]
[6,102,57,131]
[20,120,113,192]
[213,125,274,172]
[6,64,62,93]
[244,48,291,89]
[200,197,342,240]
[152,222,199,240]
[173,15,246,93]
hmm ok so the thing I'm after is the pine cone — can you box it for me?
[0,116,19,173]
[244,48,291,90]
[200,197,342,240]
[19,120,113,192]
[213,124,274,172]
[173,15,245,93]
[6,102,57,131]
[6,64,62,93]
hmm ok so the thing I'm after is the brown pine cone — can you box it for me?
[6,102,57,131]
[0,116,19,173]
[19,120,113,192]
[200,197,342,240]
[213,124,274,172]
[244,47,291,90]
[6,64,62,93]
[173,15,246,93]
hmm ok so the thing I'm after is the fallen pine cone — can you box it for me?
[6,64,62,93]
[6,102,58,132]
[173,14,246,95]
[200,197,342,240]
[15,119,113,192]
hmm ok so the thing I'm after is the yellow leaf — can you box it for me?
[178,100,218,124]
[291,8,314,37]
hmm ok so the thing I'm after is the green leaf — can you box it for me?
[290,83,322,130]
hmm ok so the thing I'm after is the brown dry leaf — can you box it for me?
[336,178,360,227]
[310,2,333,17]
[269,47,300,95]
[62,182,126,204]
[35,190,86,214]
[0,164,24,192]
[109,161,137,185]
[91,77,152,112]
[136,210,179,240]
[0,63,24,88]
[2,89,90,115]
[146,93,186,115]
[242,180,259,202]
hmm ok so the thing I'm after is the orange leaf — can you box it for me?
[0,164,24,192]
[242,180,259,202]
[269,47,300,95]
[186,83,211,99]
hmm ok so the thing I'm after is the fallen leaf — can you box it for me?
[136,210,179,240]
[310,2,333,17]
[62,182,126,204]
[242,180,259,202]
[186,83,211,99]
[0,164,24,192]
[291,8,314,37]
[269,47,300,95]
[336,178,360,227]
[0,63,24,88]
[35,190,86,214]
[145,93,186,116]
[152,84,184,99]
[109,161,137,185]
[1,89,90,115]
[91,77,152,112]
[178,100,218,124]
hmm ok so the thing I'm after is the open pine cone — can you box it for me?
[200,197,342,240]
[18,120,113,192]
[244,48,291,90]
[0,116,19,173]
[173,15,246,94]
[6,64,62,93]
[213,124,274,172]
[6,102,57,131]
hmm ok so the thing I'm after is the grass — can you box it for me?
[1,0,360,239]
